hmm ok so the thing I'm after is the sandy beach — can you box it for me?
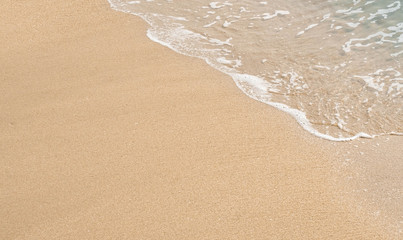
[1,0,401,239]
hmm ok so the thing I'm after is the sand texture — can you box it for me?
[0,0,401,239]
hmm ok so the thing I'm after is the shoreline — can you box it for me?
[0,0,401,239]
[108,0,403,142]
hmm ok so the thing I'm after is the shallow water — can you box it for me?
[108,0,402,141]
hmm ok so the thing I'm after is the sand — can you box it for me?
[0,0,401,239]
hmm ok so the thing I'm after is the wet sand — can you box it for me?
[0,0,401,239]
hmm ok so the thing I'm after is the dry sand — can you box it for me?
[1,0,402,239]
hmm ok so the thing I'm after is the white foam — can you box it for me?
[354,75,384,91]
[297,23,319,36]
[203,21,217,28]
[368,1,400,20]
[262,10,290,20]
[217,57,242,68]
[209,1,232,9]
[107,0,402,141]
[230,74,373,141]
[391,50,403,57]
[336,7,364,15]
[346,22,360,28]
[342,28,399,52]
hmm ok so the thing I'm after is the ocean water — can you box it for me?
[108,0,402,141]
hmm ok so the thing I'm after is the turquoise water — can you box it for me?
[108,0,402,141]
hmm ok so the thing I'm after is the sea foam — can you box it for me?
[107,0,402,141]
